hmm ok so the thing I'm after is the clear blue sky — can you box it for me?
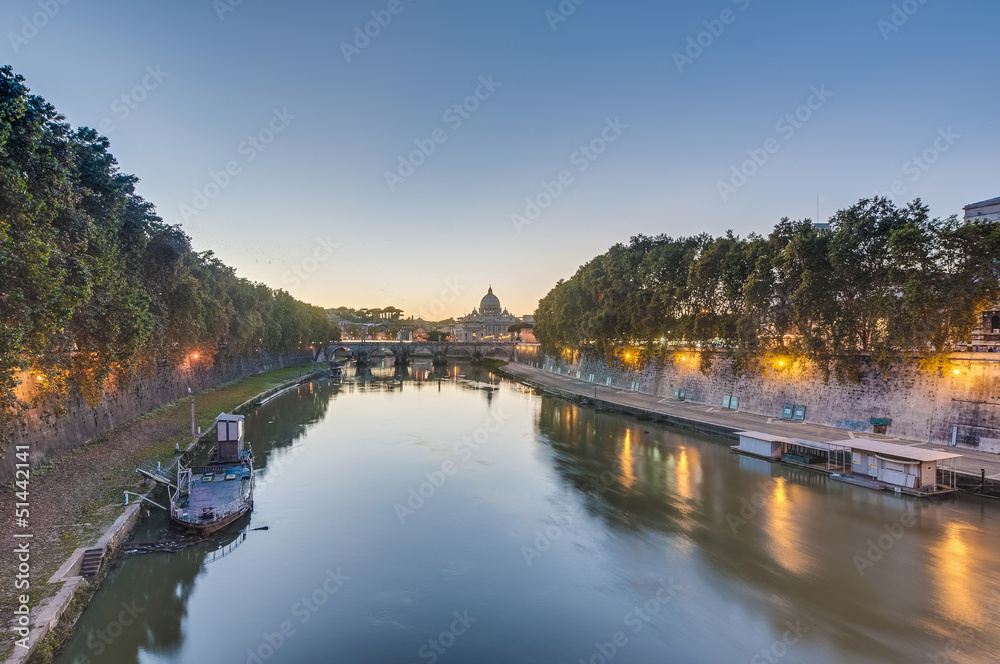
[3,0,998,318]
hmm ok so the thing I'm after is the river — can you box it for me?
[53,362,1000,664]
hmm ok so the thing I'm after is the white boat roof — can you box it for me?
[736,431,792,443]
[829,438,962,462]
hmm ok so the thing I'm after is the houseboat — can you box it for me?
[141,413,255,534]
[732,431,961,497]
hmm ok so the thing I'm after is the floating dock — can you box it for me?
[732,431,961,497]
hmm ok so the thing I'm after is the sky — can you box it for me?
[3,0,999,319]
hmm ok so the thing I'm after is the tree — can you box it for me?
[0,66,341,419]
[533,196,1000,382]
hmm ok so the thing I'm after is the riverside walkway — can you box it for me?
[501,362,1000,482]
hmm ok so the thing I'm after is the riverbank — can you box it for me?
[498,362,1000,490]
[1,365,318,664]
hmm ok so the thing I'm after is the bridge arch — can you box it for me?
[482,345,513,359]
[365,346,400,362]
[329,346,358,360]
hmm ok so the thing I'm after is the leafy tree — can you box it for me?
[0,67,338,420]
[534,197,1000,382]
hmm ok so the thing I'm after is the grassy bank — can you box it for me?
[0,364,313,660]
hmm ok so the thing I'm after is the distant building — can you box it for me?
[971,306,1000,351]
[964,197,1000,224]
[445,286,522,342]
[967,196,1000,350]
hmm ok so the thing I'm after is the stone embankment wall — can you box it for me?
[1,351,312,483]
[514,347,1000,452]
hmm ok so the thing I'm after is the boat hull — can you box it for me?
[171,502,252,535]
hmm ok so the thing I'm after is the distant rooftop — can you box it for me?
[964,196,1000,211]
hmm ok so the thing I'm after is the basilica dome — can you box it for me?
[480,286,502,314]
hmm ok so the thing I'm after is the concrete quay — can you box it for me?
[500,362,1000,483]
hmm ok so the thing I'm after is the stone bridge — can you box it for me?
[324,340,517,365]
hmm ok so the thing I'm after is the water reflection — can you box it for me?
[533,396,1000,663]
[248,379,334,472]
[619,428,635,489]
[764,476,814,576]
[53,372,1000,664]
[930,521,978,621]
[56,514,243,663]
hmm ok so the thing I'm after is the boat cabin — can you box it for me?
[215,413,245,463]
[735,431,851,472]
[830,438,961,494]
[735,431,788,460]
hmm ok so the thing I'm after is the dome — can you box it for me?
[480,286,502,314]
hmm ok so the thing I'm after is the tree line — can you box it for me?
[534,197,1000,381]
[0,66,336,417]
[326,306,404,323]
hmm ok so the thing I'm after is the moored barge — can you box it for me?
[141,413,255,534]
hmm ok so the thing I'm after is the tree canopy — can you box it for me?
[0,66,337,417]
[534,198,1000,381]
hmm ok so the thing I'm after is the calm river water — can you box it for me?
[54,362,1000,664]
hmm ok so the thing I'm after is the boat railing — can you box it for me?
[205,528,249,565]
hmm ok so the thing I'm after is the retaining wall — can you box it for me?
[1,351,311,483]
[515,347,1000,452]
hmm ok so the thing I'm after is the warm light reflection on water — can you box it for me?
[931,521,978,620]
[620,428,635,489]
[52,371,1000,664]
[765,477,814,576]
